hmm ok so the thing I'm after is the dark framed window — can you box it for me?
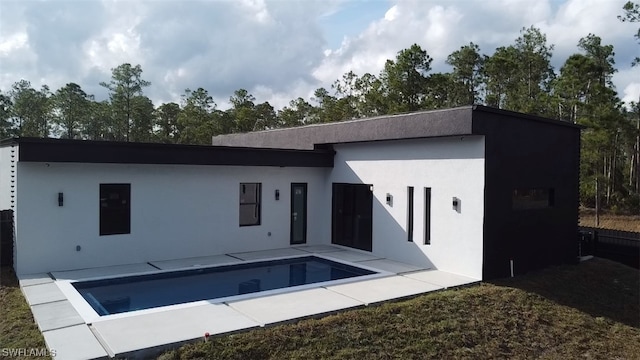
[240,183,261,226]
[424,187,431,245]
[100,184,131,236]
[512,188,554,210]
[407,186,414,242]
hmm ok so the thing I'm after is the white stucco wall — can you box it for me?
[329,136,485,279]
[15,162,329,274]
[0,145,16,210]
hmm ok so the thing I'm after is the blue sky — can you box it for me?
[319,1,390,49]
[0,0,638,110]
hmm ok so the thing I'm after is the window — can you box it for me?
[512,188,554,210]
[240,183,261,226]
[424,187,431,245]
[100,184,131,236]
[407,186,414,242]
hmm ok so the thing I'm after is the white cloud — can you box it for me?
[237,0,274,24]
[0,32,28,56]
[384,5,399,22]
[310,0,638,106]
[616,66,640,106]
[0,0,637,114]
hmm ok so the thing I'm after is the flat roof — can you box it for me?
[211,105,582,150]
[0,137,334,167]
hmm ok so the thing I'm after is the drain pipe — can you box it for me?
[510,259,514,278]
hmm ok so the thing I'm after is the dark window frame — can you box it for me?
[407,186,414,242]
[99,183,131,236]
[239,183,262,226]
[424,187,431,245]
[290,183,308,245]
[512,188,555,210]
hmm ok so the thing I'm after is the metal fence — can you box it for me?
[578,226,640,269]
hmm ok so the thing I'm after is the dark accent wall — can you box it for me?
[0,210,14,268]
[473,111,580,279]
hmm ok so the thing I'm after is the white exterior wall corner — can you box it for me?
[0,145,16,210]
[14,162,330,275]
[329,136,485,279]
[0,145,17,268]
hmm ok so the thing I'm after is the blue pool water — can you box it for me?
[73,256,376,315]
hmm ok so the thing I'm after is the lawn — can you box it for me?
[2,258,638,360]
[579,208,640,232]
[163,257,640,360]
[0,267,48,360]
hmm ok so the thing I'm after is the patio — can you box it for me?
[19,245,479,359]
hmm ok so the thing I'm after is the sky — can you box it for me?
[0,0,638,111]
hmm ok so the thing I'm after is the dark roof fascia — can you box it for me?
[471,105,585,130]
[5,137,334,167]
[0,137,20,147]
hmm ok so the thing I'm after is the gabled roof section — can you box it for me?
[0,137,334,167]
[211,105,582,150]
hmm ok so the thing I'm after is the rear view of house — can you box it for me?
[0,105,581,280]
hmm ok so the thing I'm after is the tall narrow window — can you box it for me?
[240,183,261,226]
[424,187,431,245]
[100,184,131,236]
[407,186,414,242]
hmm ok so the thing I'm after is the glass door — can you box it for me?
[290,183,307,244]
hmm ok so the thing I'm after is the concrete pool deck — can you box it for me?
[19,246,480,359]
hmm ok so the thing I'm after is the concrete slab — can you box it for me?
[403,270,480,288]
[92,303,259,356]
[31,300,84,331]
[22,283,66,305]
[325,275,442,305]
[18,273,54,287]
[52,263,158,281]
[294,245,345,253]
[358,258,427,274]
[227,288,363,325]
[228,247,308,261]
[321,250,383,263]
[150,254,242,270]
[43,324,108,360]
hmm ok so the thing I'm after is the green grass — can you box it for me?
[579,208,640,232]
[159,258,639,360]
[2,259,639,360]
[0,267,48,360]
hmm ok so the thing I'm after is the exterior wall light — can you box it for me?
[386,193,393,206]
[275,189,280,201]
[58,192,64,207]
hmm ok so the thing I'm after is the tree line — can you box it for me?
[0,2,638,213]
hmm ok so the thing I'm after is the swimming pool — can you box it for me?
[73,256,377,315]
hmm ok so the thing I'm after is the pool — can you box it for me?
[72,256,377,315]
